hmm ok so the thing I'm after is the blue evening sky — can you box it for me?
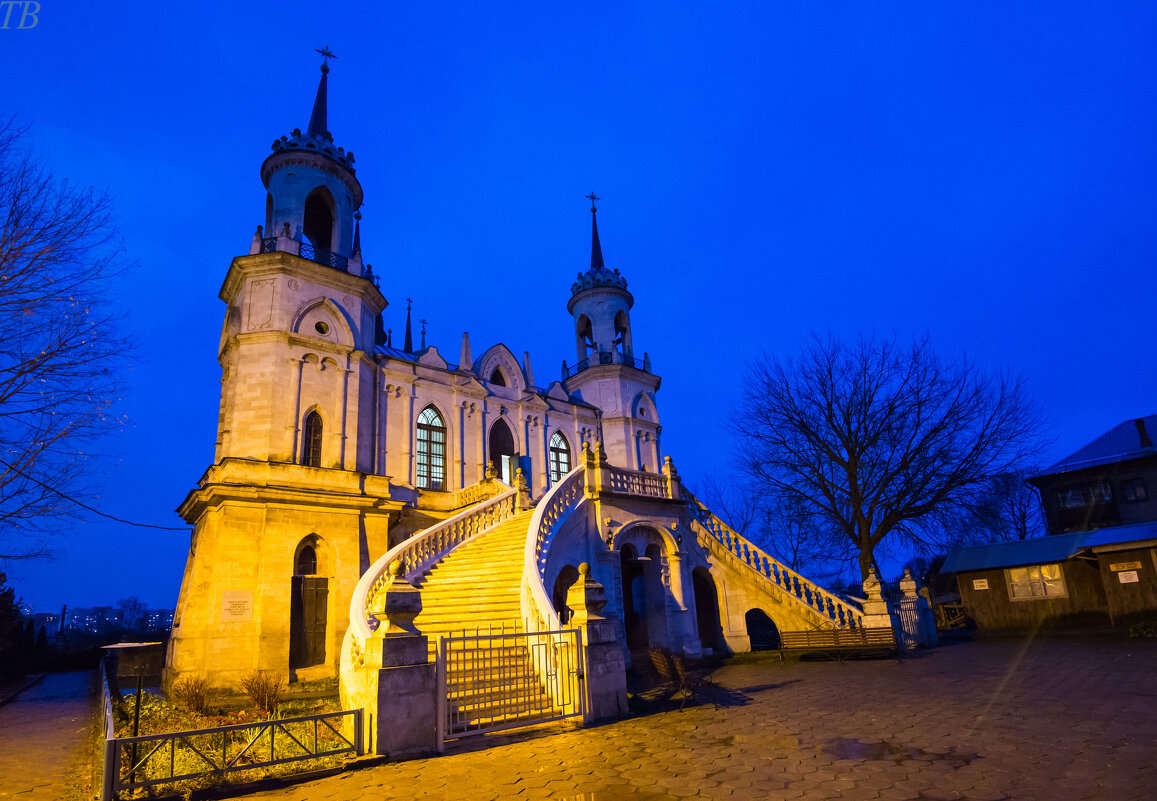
[3,2,1155,610]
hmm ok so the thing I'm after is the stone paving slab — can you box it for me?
[0,671,95,800]
[163,638,1157,799]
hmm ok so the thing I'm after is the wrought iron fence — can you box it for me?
[258,236,350,271]
[435,627,585,752]
[102,706,362,798]
[564,352,648,378]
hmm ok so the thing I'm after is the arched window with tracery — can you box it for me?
[303,411,323,467]
[549,431,571,484]
[416,406,447,490]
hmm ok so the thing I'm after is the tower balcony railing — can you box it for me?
[258,236,349,272]
[563,350,650,379]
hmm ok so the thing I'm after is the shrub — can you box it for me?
[239,671,285,717]
[1128,618,1157,639]
[172,674,210,714]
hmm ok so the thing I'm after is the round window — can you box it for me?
[315,321,329,335]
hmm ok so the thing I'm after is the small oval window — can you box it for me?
[315,321,329,335]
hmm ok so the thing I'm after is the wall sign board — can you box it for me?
[1110,561,1142,572]
[972,579,989,590]
[222,590,254,622]
[1118,571,1140,584]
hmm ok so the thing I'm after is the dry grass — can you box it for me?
[172,674,211,714]
[239,671,285,716]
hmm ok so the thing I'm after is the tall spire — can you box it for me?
[403,298,413,353]
[308,46,336,139]
[586,192,604,269]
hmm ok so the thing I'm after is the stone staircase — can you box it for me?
[409,510,561,730]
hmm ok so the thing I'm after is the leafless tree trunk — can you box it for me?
[735,334,1044,581]
[0,122,128,557]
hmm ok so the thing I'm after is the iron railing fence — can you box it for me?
[564,351,649,379]
[258,236,350,272]
[101,705,362,799]
[436,627,586,752]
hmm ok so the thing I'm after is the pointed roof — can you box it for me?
[403,299,413,354]
[307,62,329,139]
[569,195,630,303]
[591,207,605,269]
[263,52,358,184]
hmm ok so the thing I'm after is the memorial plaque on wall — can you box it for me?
[973,579,989,590]
[221,590,254,622]
[1117,570,1140,584]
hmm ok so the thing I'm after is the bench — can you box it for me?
[649,648,721,710]
[778,627,900,663]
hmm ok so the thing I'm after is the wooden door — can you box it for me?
[290,576,328,668]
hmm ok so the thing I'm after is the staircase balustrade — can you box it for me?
[344,487,519,671]
[520,468,586,632]
[603,464,670,498]
[687,495,864,630]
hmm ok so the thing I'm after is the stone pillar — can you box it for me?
[566,563,628,722]
[662,455,682,501]
[515,468,533,509]
[361,563,436,758]
[860,566,893,630]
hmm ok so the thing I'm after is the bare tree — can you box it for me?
[0,122,128,557]
[940,468,1045,546]
[735,334,1043,581]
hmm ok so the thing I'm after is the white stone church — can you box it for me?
[167,59,878,746]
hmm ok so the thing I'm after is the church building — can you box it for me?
[167,58,867,702]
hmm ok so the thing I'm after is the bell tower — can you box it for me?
[261,48,363,267]
[169,52,401,690]
[563,196,662,471]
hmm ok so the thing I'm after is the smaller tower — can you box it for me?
[563,196,660,472]
[568,194,634,366]
[261,48,363,269]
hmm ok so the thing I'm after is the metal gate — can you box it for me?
[891,597,919,650]
[435,628,586,751]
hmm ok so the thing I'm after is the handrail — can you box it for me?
[687,494,864,630]
[347,485,517,644]
[520,468,585,634]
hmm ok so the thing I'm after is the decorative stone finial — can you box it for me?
[566,561,608,624]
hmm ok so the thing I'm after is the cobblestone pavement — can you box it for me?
[240,637,1157,801]
[0,671,95,800]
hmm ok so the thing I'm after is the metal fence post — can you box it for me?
[354,709,364,756]
[435,635,446,754]
[102,738,118,801]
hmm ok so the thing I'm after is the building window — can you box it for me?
[1006,564,1067,600]
[1121,477,1148,502]
[1057,483,1112,509]
[296,543,317,575]
[303,411,323,467]
[416,406,446,490]
[549,432,571,484]
[490,368,506,387]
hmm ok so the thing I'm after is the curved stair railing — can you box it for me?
[688,494,864,630]
[520,468,586,633]
[343,484,517,672]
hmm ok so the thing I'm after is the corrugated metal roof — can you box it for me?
[1078,521,1157,550]
[942,532,1089,573]
[1040,414,1157,474]
[942,520,1157,573]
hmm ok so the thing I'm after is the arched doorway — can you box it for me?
[290,538,328,670]
[552,565,580,625]
[692,568,725,654]
[488,418,516,485]
[745,609,780,651]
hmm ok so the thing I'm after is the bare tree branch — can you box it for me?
[733,333,1045,580]
[0,121,130,557]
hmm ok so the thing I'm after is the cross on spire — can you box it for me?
[316,46,337,64]
[586,192,600,214]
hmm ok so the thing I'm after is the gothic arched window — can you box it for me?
[416,406,446,490]
[549,431,571,484]
[303,411,323,467]
[296,543,317,575]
